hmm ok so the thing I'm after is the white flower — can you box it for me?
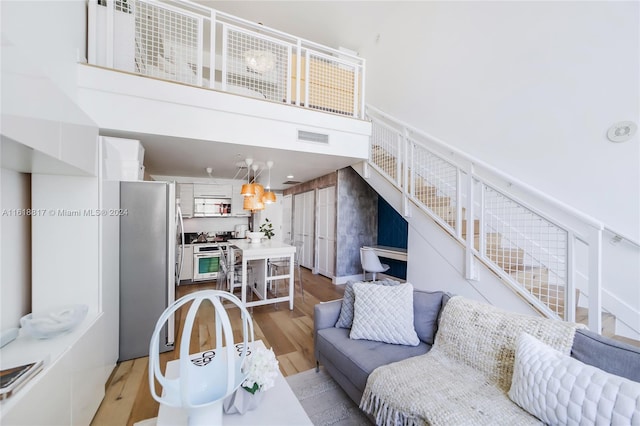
[241,346,279,394]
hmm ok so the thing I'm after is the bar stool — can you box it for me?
[269,240,304,302]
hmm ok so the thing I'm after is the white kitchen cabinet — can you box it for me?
[232,185,250,217]
[178,183,194,218]
[179,245,194,282]
[317,186,336,278]
[193,184,232,198]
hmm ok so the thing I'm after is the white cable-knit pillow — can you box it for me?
[508,333,640,425]
[349,282,419,346]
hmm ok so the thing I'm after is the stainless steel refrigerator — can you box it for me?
[119,181,181,361]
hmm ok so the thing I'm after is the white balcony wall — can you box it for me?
[76,65,370,159]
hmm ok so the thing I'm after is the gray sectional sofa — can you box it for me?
[314,286,640,424]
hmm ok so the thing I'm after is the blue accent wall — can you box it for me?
[377,197,408,279]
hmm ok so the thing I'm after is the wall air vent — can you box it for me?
[298,130,329,144]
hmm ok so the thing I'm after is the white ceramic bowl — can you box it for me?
[20,304,88,339]
[246,232,265,244]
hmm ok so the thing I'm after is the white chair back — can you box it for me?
[360,247,390,280]
[149,290,254,425]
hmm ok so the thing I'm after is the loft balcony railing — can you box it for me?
[88,0,366,119]
[366,105,640,339]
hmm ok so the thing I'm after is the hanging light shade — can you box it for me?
[253,184,265,211]
[263,191,276,204]
[263,160,277,204]
[240,158,255,197]
[243,194,255,210]
[240,182,255,197]
[243,184,265,212]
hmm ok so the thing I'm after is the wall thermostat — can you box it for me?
[607,121,637,143]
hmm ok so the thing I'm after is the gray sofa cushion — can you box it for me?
[335,279,400,329]
[413,290,446,344]
[316,327,430,392]
[571,328,640,382]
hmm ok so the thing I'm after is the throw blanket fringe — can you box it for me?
[360,390,417,426]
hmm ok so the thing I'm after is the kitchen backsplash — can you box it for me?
[183,216,249,234]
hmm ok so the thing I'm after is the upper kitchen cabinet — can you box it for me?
[193,184,232,198]
[178,183,194,218]
[102,137,145,181]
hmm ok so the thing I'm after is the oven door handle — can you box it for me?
[194,253,221,258]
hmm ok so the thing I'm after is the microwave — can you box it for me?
[193,198,232,217]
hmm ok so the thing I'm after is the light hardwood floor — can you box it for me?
[91,268,344,426]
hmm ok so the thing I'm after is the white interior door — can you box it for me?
[281,194,292,242]
[317,186,336,278]
[294,191,315,269]
[302,191,315,269]
[293,192,304,246]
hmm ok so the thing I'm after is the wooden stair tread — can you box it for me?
[610,335,640,348]
[576,306,616,336]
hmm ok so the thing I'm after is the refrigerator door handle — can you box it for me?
[176,204,185,284]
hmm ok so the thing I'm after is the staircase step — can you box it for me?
[610,335,640,348]
[576,307,616,336]
[473,232,503,250]
[511,267,550,287]
[418,195,451,209]
[444,219,481,238]
[487,247,524,270]
[413,184,438,196]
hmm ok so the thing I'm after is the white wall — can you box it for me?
[253,193,284,241]
[358,1,639,240]
[1,0,87,98]
[0,168,31,330]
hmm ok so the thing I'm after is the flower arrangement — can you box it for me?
[241,347,279,394]
[259,218,275,240]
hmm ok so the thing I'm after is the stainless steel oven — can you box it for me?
[193,244,221,281]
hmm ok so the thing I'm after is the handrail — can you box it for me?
[604,226,640,248]
[168,0,361,62]
[367,105,605,232]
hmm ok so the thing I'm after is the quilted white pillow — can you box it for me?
[349,282,419,346]
[508,333,640,425]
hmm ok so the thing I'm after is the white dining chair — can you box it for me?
[360,247,390,281]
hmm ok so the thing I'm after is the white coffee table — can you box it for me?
[156,340,312,425]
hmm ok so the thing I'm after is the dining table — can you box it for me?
[228,239,296,309]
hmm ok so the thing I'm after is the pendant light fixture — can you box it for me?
[263,161,276,204]
[240,158,255,197]
[243,164,265,212]
[238,158,276,211]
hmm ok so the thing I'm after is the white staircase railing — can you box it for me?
[366,105,628,335]
[88,0,366,119]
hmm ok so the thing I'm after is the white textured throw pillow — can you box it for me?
[508,333,640,425]
[350,282,420,346]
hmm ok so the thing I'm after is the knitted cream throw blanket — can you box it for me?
[360,296,583,426]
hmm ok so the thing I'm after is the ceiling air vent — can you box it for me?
[298,130,329,144]
[282,180,301,185]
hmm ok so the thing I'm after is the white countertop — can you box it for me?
[230,240,295,257]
